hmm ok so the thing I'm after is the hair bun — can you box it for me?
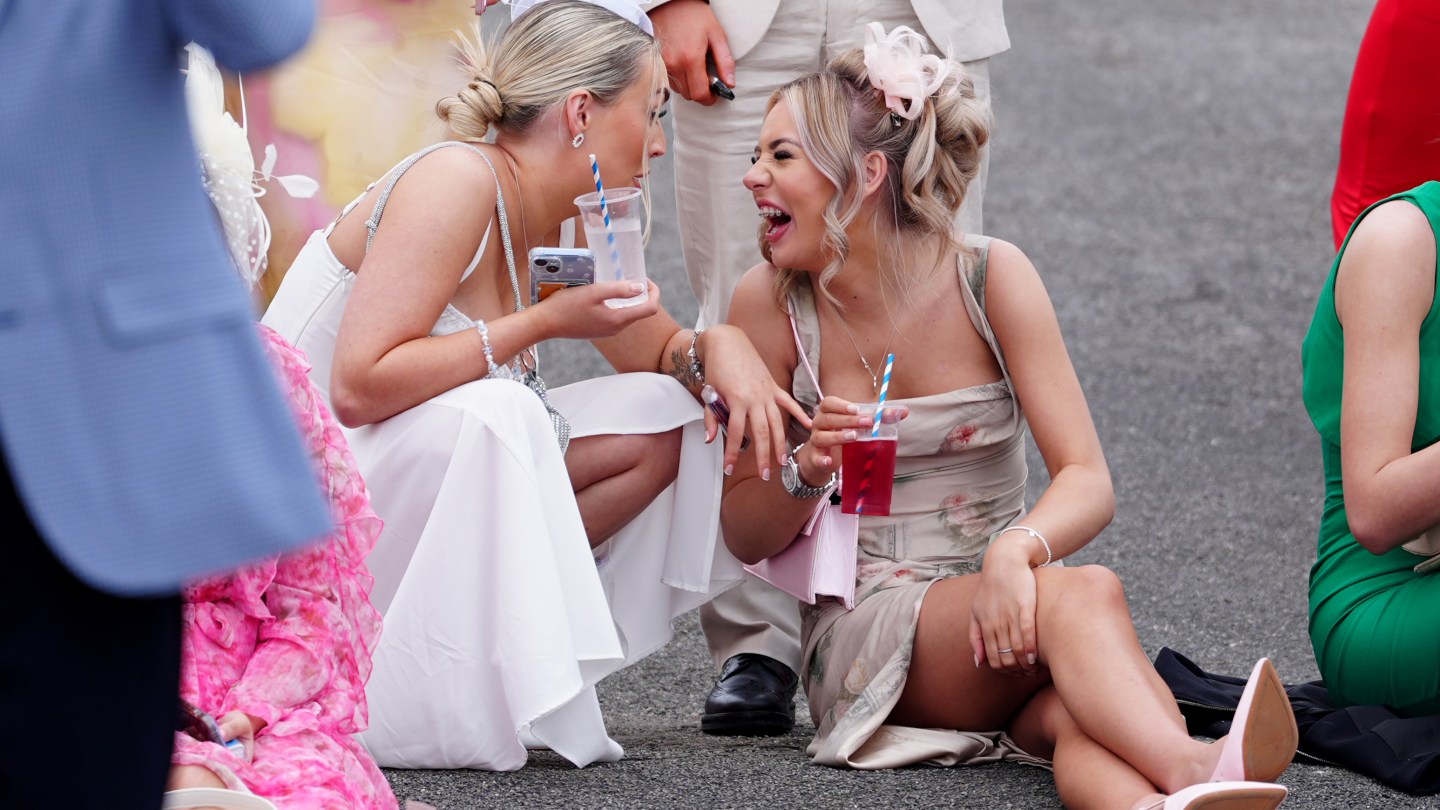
[437,70,504,142]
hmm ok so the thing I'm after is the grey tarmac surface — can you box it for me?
[387,1,1437,807]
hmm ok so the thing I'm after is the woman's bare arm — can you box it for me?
[1335,200,1440,552]
[982,238,1115,568]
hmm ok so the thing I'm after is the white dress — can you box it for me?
[262,142,743,771]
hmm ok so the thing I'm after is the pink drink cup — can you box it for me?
[841,437,898,516]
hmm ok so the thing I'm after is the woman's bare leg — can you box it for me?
[1009,686,1166,810]
[889,565,1219,808]
[567,430,682,546]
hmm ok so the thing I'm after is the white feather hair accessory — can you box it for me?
[183,44,319,289]
[505,0,653,35]
[862,22,951,122]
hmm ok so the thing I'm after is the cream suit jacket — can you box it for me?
[645,0,1008,63]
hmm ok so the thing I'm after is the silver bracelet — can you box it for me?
[475,319,495,374]
[998,525,1053,567]
[687,329,706,384]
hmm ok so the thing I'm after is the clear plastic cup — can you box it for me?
[840,403,899,516]
[574,187,647,308]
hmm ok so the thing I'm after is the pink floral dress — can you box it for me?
[170,325,396,810]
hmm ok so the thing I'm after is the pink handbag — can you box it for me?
[741,304,859,609]
[743,488,858,609]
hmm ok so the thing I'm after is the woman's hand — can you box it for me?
[797,396,909,484]
[217,711,266,763]
[700,325,811,479]
[532,280,660,341]
[969,536,1041,677]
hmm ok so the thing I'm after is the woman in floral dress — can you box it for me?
[718,25,1299,810]
[167,326,396,810]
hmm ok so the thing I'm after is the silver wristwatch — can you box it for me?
[781,444,836,499]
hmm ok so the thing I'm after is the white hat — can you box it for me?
[506,0,654,36]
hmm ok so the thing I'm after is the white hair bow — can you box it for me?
[862,22,950,121]
[183,44,318,289]
[506,0,653,36]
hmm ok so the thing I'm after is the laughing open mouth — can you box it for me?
[758,205,792,237]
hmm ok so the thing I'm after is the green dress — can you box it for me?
[1302,180,1440,716]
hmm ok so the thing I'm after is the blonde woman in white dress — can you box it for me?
[263,0,801,771]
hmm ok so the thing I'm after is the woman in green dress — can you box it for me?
[1303,180,1440,715]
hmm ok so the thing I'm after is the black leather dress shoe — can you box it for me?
[701,653,798,736]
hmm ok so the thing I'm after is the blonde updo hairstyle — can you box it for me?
[435,0,662,142]
[766,41,991,307]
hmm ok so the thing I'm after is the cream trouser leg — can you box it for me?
[673,0,993,672]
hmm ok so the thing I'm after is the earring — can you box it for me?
[571,132,585,148]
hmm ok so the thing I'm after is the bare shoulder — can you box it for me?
[396,145,501,209]
[980,237,1038,280]
[728,263,796,377]
[1343,199,1434,277]
[1336,200,1436,325]
[980,237,1049,313]
[343,144,502,281]
[730,263,785,318]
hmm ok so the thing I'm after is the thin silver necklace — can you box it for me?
[831,304,898,397]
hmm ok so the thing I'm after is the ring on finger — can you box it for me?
[996,648,1014,655]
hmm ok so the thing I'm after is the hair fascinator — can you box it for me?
[506,0,653,35]
[183,44,318,289]
[862,22,950,123]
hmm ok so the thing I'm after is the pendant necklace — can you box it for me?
[832,304,898,398]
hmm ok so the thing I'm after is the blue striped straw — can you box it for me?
[587,153,622,281]
[856,352,896,515]
[870,352,895,437]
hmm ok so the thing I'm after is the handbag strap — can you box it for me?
[786,300,842,501]
[786,301,823,401]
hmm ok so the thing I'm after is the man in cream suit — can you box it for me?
[648,0,1007,735]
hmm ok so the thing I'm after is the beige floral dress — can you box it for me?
[789,235,1051,770]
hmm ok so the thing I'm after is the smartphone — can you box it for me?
[706,54,735,101]
[178,700,224,744]
[701,384,750,450]
[529,247,596,305]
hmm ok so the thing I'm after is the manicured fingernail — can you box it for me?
[1027,653,1037,665]
[842,430,856,442]
[973,654,980,668]
[630,282,646,293]
[846,404,860,414]
[761,468,771,481]
[724,464,734,476]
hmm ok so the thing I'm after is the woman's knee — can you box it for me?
[637,428,683,480]
[1037,564,1128,616]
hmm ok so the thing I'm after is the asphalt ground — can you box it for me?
[386,1,1439,807]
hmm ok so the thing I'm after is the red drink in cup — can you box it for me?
[841,436,898,516]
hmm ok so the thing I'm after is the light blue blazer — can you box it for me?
[0,0,332,596]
